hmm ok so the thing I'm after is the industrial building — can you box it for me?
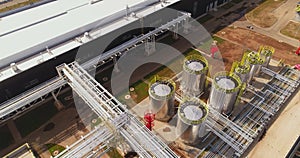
[0,0,300,158]
[0,0,232,108]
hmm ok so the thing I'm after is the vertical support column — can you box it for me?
[126,5,130,19]
[183,18,191,34]
[172,23,179,39]
[206,5,209,13]
[113,57,120,73]
[7,120,22,142]
[145,35,156,56]
[214,0,218,11]
[139,16,144,34]
[210,2,214,11]
[52,91,64,111]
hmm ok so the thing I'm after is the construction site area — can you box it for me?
[0,0,300,158]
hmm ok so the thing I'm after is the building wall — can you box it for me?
[0,0,231,104]
[171,0,230,18]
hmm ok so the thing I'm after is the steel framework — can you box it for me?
[55,62,178,158]
[175,65,300,157]
[201,67,300,157]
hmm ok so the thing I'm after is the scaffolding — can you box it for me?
[55,125,114,158]
[261,67,299,88]
[55,62,178,158]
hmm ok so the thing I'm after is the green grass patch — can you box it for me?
[198,39,215,52]
[130,80,149,103]
[0,125,14,151]
[114,80,149,106]
[232,0,244,4]
[197,14,214,24]
[152,66,177,79]
[107,148,123,158]
[0,0,41,13]
[91,116,102,129]
[213,36,225,44]
[280,21,300,40]
[116,45,211,105]
[182,48,199,57]
[221,2,234,9]
[246,0,286,28]
[15,101,58,137]
[46,143,66,157]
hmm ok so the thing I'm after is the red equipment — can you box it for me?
[296,47,300,56]
[210,44,218,58]
[144,110,155,131]
[294,64,300,70]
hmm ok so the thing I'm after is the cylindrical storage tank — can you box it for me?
[181,55,208,96]
[246,52,264,82]
[234,64,250,83]
[149,78,176,122]
[176,99,208,144]
[250,58,264,77]
[209,72,241,114]
[260,46,274,67]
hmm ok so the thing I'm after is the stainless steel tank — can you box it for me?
[176,99,208,144]
[209,72,241,114]
[246,51,264,82]
[149,78,176,122]
[259,46,274,67]
[181,55,208,96]
[234,63,250,83]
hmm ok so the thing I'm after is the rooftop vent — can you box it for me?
[10,63,20,72]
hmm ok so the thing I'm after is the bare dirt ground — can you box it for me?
[0,0,41,12]
[0,0,28,9]
[246,0,287,28]
[214,38,244,71]
[215,27,300,66]
[281,21,300,40]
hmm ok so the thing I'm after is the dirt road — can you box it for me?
[0,0,29,10]
[215,27,300,66]
[234,0,300,48]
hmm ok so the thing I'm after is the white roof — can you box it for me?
[0,0,180,82]
[0,0,157,68]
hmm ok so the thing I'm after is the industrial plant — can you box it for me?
[0,0,300,158]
